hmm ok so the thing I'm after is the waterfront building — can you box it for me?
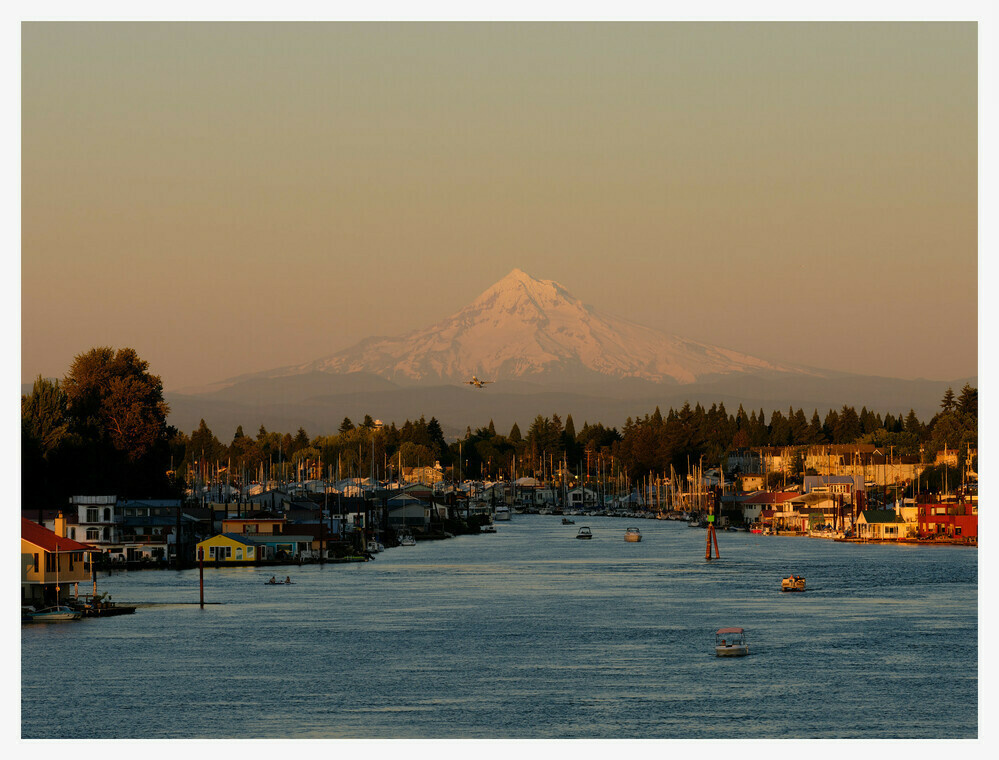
[222,514,287,535]
[568,486,597,509]
[386,493,431,530]
[854,509,909,540]
[69,495,194,564]
[917,499,977,540]
[21,515,94,606]
[197,533,265,562]
[741,491,799,530]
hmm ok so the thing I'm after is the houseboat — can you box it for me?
[715,627,749,657]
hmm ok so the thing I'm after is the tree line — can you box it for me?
[22,347,978,507]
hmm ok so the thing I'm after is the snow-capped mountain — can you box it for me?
[275,269,816,385]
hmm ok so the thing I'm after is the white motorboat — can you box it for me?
[28,605,82,622]
[481,524,497,533]
[494,506,511,521]
[576,526,593,540]
[715,627,749,657]
[624,527,642,542]
[398,534,416,546]
[366,540,384,553]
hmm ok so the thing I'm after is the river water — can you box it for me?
[21,515,977,739]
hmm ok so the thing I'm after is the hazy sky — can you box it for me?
[21,22,978,391]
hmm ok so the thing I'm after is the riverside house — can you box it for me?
[854,509,910,540]
[196,533,267,563]
[21,515,94,606]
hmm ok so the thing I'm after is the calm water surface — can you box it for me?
[21,515,977,738]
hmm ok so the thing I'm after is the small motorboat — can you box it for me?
[399,534,416,546]
[562,517,575,525]
[781,575,806,592]
[481,524,497,533]
[28,605,82,622]
[576,527,593,540]
[624,527,642,542]
[366,540,384,553]
[715,627,749,657]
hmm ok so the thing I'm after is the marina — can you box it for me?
[21,513,977,739]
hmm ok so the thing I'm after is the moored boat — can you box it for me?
[494,506,511,521]
[399,533,416,546]
[781,575,806,592]
[481,523,497,533]
[562,517,575,525]
[576,526,593,540]
[28,605,82,622]
[624,527,642,542]
[715,627,749,657]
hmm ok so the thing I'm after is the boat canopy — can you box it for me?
[716,627,744,634]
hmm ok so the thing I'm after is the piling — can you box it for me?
[198,547,204,609]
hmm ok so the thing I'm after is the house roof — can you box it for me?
[743,491,799,505]
[21,518,94,552]
[213,533,261,546]
[858,510,904,524]
[222,516,285,523]
[388,493,428,506]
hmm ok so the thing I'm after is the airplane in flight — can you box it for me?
[466,376,493,389]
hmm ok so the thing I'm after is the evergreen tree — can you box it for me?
[833,405,862,443]
[233,425,244,440]
[339,417,355,434]
[957,384,977,417]
[807,410,824,443]
[940,387,956,413]
[509,422,522,442]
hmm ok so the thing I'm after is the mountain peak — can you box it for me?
[280,270,818,385]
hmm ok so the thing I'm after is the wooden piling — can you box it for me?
[198,547,204,609]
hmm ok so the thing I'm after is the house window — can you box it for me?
[247,547,254,558]
[87,528,99,541]
[33,553,39,572]
[104,508,111,521]
[70,528,76,540]
[236,547,243,560]
[86,508,99,523]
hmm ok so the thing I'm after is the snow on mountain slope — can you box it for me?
[276,269,816,385]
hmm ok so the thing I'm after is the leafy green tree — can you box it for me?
[22,376,72,460]
[64,346,169,461]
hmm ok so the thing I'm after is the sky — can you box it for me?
[20,21,979,391]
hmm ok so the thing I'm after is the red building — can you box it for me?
[916,500,977,540]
